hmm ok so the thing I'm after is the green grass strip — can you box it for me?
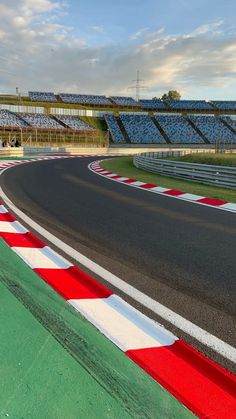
[101,157,236,203]
[170,153,236,167]
[0,238,194,418]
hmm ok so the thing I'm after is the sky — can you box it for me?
[0,0,235,99]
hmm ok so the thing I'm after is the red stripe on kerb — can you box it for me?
[139,183,157,189]
[126,340,236,418]
[0,232,45,248]
[34,266,113,300]
[198,197,228,206]
[122,179,137,183]
[102,172,113,176]
[111,175,123,179]
[164,190,185,196]
[0,212,16,222]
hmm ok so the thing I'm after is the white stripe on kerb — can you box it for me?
[69,295,176,351]
[180,193,205,201]
[221,203,236,211]
[12,246,72,269]
[0,205,8,214]
[150,186,170,193]
[0,220,28,233]
[106,173,118,177]
[131,181,147,186]
[116,177,129,182]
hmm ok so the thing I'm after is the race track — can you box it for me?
[1,156,236,372]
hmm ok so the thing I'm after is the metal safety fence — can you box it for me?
[133,152,236,189]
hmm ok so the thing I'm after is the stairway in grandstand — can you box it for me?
[52,115,68,128]
[186,117,210,144]
[219,117,236,135]
[116,117,131,143]
[151,117,171,144]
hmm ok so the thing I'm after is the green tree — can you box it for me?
[162,90,181,101]
[161,93,169,101]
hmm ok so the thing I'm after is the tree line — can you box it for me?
[153,90,181,101]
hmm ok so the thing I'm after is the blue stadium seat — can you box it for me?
[189,115,236,143]
[55,115,94,130]
[0,110,29,127]
[120,114,165,143]
[21,113,64,129]
[155,115,204,143]
[221,116,236,131]
[59,93,112,106]
[29,91,57,102]
[168,100,213,111]
[139,99,167,110]
[211,101,236,111]
[105,114,125,143]
[110,96,139,106]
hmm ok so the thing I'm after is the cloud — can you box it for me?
[90,25,105,34]
[130,27,149,40]
[0,3,235,99]
[186,20,224,37]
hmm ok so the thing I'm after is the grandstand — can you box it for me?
[55,115,95,130]
[24,91,236,116]
[155,114,204,144]
[20,113,64,129]
[167,100,213,111]
[59,93,112,106]
[1,91,236,147]
[189,115,236,143]
[110,96,139,107]
[29,91,57,102]
[119,113,165,144]
[0,110,29,127]
[0,110,97,132]
[1,109,236,145]
[211,101,236,111]
[104,114,125,143]
[139,99,167,110]
[220,116,236,132]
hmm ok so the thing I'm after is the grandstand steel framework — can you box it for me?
[0,127,108,148]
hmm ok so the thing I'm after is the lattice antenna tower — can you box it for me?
[16,87,22,102]
[128,70,146,101]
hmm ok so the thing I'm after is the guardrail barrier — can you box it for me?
[133,152,236,189]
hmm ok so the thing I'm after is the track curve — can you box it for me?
[1,156,236,372]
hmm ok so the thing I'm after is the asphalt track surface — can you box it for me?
[1,156,236,372]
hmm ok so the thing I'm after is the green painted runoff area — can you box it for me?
[0,238,195,418]
[101,157,236,203]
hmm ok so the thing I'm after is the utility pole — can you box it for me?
[128,70,146,101]
[16,87,22,102]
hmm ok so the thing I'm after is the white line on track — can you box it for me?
[88,160,236,214]
[0,162,236,364]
